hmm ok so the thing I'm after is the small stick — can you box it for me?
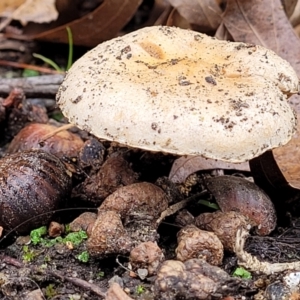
[0,74,64,97]
[0,60,64,75]
[156,190,207,225]
[38,123,75,144]
[49,270,106,298]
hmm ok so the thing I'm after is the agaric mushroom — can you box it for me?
[56,26,299,163]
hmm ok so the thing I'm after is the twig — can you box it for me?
[49,270,106,298]
[0,254,24,268]
[38,123,75,144]
[0,74,64,97]
[0,60,64,75]
[156,190,207,225]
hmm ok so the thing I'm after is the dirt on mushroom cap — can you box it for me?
[56,26,298,163]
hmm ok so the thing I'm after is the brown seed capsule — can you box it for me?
[176,225,224,266]
[86,210,132,257]
[74,153,139,204]
[0,150,72,233]
[129,241,165,276]
[7,123,84,158]
[195,211,251,252]
[205,175,277,235]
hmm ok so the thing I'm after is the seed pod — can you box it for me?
[205,175,277,235]
[7,123,84,158]
[195,211,251,252]
[176,225,224,266]
[0,150,72,233]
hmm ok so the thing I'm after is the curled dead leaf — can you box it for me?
[220,0,300,191]
[166,0,222,32]
[0,0,58,26]
[205,175,277,235]
[25,0,142,47]
[169,155,250,184]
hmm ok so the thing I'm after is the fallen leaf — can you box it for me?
[205,175,277,235]
[221,0,300,189]
[25,0,142,47]
[282,0,298,17]
[222,0,300,75]
[166,8,192,28]
[166,0,222,32]
[169,155,250,184]
[0,0,58,25]
[290,0,300,26]
[0,0,25,15]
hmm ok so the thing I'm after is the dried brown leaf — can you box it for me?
[290,0,300,26]
[0,0,25,14]
[205,175,277,235]
[221,0,300,190]
[282,0,298,17]
[166,0,222,32]
[25,0,141,47]
[222,0,300,78]
[0,0,58,25]
[169,155,250,183]
[166,8,192,28]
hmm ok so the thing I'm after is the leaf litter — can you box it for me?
[1,1,300,299]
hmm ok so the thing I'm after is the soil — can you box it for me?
[1,146,300,300]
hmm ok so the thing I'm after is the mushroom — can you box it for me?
[56,26,299,163]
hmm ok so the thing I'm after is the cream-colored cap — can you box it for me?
[56,26,298,162]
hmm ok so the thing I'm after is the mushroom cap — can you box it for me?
[56,26,299,162]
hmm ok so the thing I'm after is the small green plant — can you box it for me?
[233,267,252,279]
[65,223,71,233]
[136,285,145,295]
[22,245,37,262]
[22,69,40,77]
[198,199,219,210]
[44,255,51,262]
[77,251,89,263]
[33,26,73,72]
[45,283,57,298]
[29,226,88,248]
[30,226,47,245]
[96,271,105,278]
[63,230,88,246]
